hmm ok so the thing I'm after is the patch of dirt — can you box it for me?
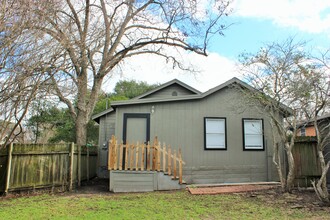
[244,188,330,212]
[76,178,110,194]
[188,184,330,212]
[188,184,278,195]
[0,177,111,200]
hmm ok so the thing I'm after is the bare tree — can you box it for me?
[0,1,54,146]
[299,61,330,204]
[238,38,313,192]
[7,0,233,146]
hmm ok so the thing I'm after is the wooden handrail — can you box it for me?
[108,135,185,184]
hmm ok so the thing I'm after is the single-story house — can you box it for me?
[93,77,289,186]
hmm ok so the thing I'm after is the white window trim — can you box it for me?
[204,117,227,150]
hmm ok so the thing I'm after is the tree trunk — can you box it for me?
[312,150,330,204]
[285,145,295,192]
[273,143,286,190]
[76,111,87,146]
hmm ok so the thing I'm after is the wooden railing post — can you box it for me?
[167,146,172,176]
[4,143,13,195]
[162,144,166,172]
[135,142,139,170]
[152,145,156,171]
[141,143,145,171]
[119,142,123,170]
[173,150,177,179]
[113,138,118,170]
[125,142,129,170]
[130,144,134,170]
[147,142,150,171]
[108,138,112,170]
[179,148,182,184]
[157,143,161,171]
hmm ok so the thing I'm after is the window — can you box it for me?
[243,119,264,150]
[204,117,226,150]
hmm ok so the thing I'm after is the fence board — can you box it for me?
[293,139,322,187]
[0,143,97,193]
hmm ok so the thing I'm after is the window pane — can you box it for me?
[244,120,262,134]
[245,134,262,147]
[206,119,225,133]
[206,133,225,148]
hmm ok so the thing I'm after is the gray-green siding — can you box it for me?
[142,84,197,99]
[97,112,116,178]
[112,86,278,184]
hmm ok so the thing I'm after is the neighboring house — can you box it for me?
[297,114,330,137]
[93,78,290,184]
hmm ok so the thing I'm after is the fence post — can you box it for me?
[4,143,13,195]
[86,146,89,181]
[77,145,81,187]
[69,142,74,191]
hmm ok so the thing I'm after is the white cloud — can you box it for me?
[233,0,330,34]
[102,51,238,93]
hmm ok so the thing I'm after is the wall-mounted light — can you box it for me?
[151,105,155,113]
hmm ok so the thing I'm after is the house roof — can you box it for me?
[132,79,201,99]
[92,77,292,122]
[91,108,114,123]
[297,113,330,128]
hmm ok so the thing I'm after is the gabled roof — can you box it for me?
[92,108,114,123]
[132,79,201,99]
[92,77,292,122]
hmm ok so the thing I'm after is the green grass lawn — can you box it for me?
[0,190,328,220]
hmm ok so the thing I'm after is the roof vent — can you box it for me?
[172,91,178,96]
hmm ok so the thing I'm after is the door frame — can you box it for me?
[123,113,150,144]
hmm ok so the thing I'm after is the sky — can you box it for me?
[103,0,330,93]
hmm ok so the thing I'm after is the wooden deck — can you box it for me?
[108,136,185,184]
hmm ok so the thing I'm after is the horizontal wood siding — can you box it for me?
[110,171,156,192]
[114,86,278,184]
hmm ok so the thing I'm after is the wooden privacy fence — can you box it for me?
[0,143,97,194]
[292,137,322,187]
[108,136,186,184]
